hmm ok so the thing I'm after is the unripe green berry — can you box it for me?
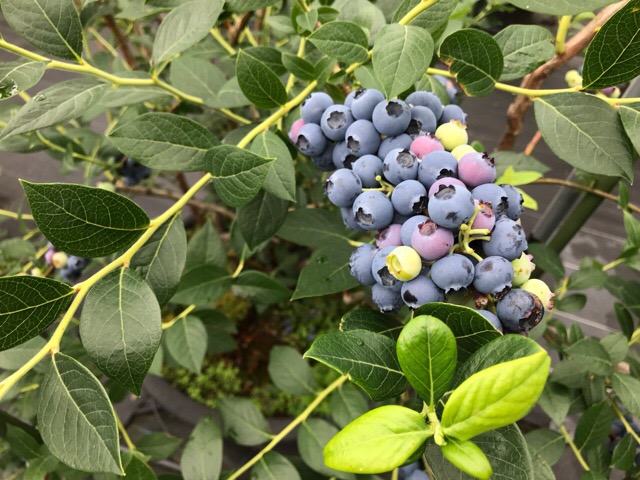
[52,251,68,269]
[511,253,535,286]
[521,279,554,310]
[30,267,42,277]
[451,144,476,161]
[565,70,582,88]
[97,181,116,192]
[386,246,422,282]
[435,120,468,151]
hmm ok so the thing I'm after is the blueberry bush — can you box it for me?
[0,0,639,479]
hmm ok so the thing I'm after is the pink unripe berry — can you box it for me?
[288,118,306,142]
[410,219,454,261]
[458,152,496,188]
[471,200,495,232]
[428,177,466,198]
[376,224,403,248]
[44,249,57,266]
[409,134,444,160]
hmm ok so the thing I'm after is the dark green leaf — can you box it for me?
[164,316,207,374]
[38,353,123,474]
[181,416,222,480]
[231,271,290,305]
[121,453,156,480]
[506,0,618,15]
[550,359,590,388]
[172,265,231,306]
[611,434,635,470]
[439,29,503,97]
[524,429,565,466]
[6,425,42,459]
[170,56,225,106]
[251,451,301,480]
[612,372,640,418]
[526,243,565,282]
[243,46,286,75]
[494,25,555,81]
[606,277,640,317]
[268,345,316,396]
[237,191,289,249]
[330,383,369,428]
[185,220,226,270]
[277,209,351,247]
[298,418,354,479]
[218,397,272,446]
[137,433,181,461]
[0,60,46,101]
[339,308,403,339]
[195,309,237,355]
[624,210,640,247]
[537,381,573,426]
[574,401,616,451]
[236,50,287,109]
[614,302,635,339]
[555,294,587,313]
[281,53,316,81]
[308,22,369,63]
[619,102,640,155]
[0,276,73,351]
[250,130,296,202]
[0,336,46,370]
[599,333,629,364]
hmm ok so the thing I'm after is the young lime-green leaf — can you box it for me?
[236,50,287,109]
[373,24,434,99]
[205,145,275,207]
[441,438,492,480]
[1,0,83,60]
[534,92,635,181]
[21,181,150,258]
[574,401,616,450]
[164,316,207,374]
[612,372,640,418]
[495,166,543,186]
[339,308,403,339]
[299,418,354,479]
[268,345,316,396]
[251,451,301,480]
[304,330,407,400]
[442,350,550,441]
[330,383,369,428]
[236,191,289,249]
[0,60,46,101]
[181,416,222,480]
[37,353,123,474]
[0,276,73,351]
[397,315,456,407]
[250,130,296,202]
[324,406,432,474]
[109,113,220,172]
[80,267,161,395]
[439,29,503,97]
[308,22,369,63]
[218,397,272,446]
[494,25,555,81]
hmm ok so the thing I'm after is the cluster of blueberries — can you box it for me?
[610,415,640,464]
[120,157,152,186]
[44,244,89,283]
[289,88,554,334]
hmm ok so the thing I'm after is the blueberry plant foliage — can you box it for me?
[0,0,638,479]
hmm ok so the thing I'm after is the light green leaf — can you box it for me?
[236,50,287,109]
[232,271,290,305]
[0,276,73,351]
[495,166,543,186]
[251,451,301,480]
[250,130,296,202]
[494,25,555,81]
[441,438,492,480]
[181,416,222,480]
[534,92,635,181]
[21,181,150,258]
[137,433,182,461]
[0,336,46,370]
[277,209,351,247]
[299,418,354,479]
[109,113,219,172]
[537,382,573,426]
[185,220,226,270]
[506,0,618,14]
[574,401,616,450]
[611,434,635,470]
[309,22,369,63]
[612,372,640,418]
[37,353,123,474]
[152,0,224,63]
[217,77,251,108]
[566,338,612,376]
[237,191,289,249]
[268,345,316,396]
[330,383,369,429]
[525,428,565,474]
[324,406,433,474]
[170,56,225,106]
[164,316,207,374]
[415,73,451,105]
[172,265,231,306]
[0,60,46,101]
[392,0,457,36]
[226,0,279,12]
[339,308,403,339]
[599,333,629,364]
[218,397,272,446]
[373,24,434,99]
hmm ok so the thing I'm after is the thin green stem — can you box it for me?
[603,258,625,271]
[556,16,573,55]
[399,0,439,26]
[232,245,248,278]
[0,209,34,221]
[612,402,640,445]
[210,28,237,55]
[116,414,136,451]
[162,304,196,330]
[35,131,112,168]
[560,425,590,471]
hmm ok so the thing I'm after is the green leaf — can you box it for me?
[0,60,46,101]
[413,303,502,365]
[37,353,123,474]
[292,241,360,299]
[243,46,286,75]
[574,401,616,450]
[355,64,385,92]
[397,315,456,407]
[441,350,550,441]
[373,24,434,99]
[550,359,590,388]
[298,418,354,479]
[172,265,231,306]
[537,381,573,428]
[281,53,316,81]
[277,209,351,247]
[185,220,226,270]
[339,308,403,339]
[0,336,46,370]
[226,0,279,12]
[611,434,635,470]
[152,0,224,63]
[619,102,640,155]
[606,277,640,317]
[614,302,635,339]
[296,9,318,33]
[324,405,432,474]
[567,266,608,290]
[251,451,301,480]
[120,453,156,479]
[217,77,251,108]
[80,267,161,395]
[218,397,272,446]
[232,271,290,305]
[492,151,550,176]
[330,383,369,429]
[164,316,207,374]
[583,0,640,88]
[137,433,181,461]
[21,181,150,258]
[237,191,289,249]
[494,25,555,81]
[109,113,219,172]
[268,345,316,396]
[205,145,275,207]
[599,333,629,364]
[506,0,618,15]
[236,50,287,109]
[566,338,612,376]
[438,29,503,97]
[181,416,222,480]
[624,210,640,246]
[0,276,73,351]
[196,309,237,355]
[250,130,296,202]
[304,330,407,401]
[555,293,587,313]
[392,0,457,36]
[1,78,107,139]
[170,56,225,106]
[525,428,565,468]
[612,372,640,418]
[6,425,42,459]
[1,0,83,60]
[308,22,369,63]
[441,438,492,480]
[534,93,635,181]
[526,243,565,282]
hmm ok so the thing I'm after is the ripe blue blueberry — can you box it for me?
[295,123,327,157]
[352,155,383,188]
[393,211,412,225]
[350,88,386,120]
[391,180,428,216]
[66,256,89,271]
[471,184,509,217]
[400,214,428,246]
[301,92,333,124]
[321,104,355,141]
[428,177,466,198]
[352,190,394,231]
[482,217,528,261]
[341,207,364,231]
[349,244,377,285]
[333,141,358,169]
[372,99,411,136]
[440,104,467,125]
[501,184,524,220]
[311,142,335,171]
[324,169,362,208]
[427,184,475,229]
[401,274,444,309]
[344,89,357,107]
[378,134,413,159]
[430,254,474,292]
[496,288,544,333]
[473,256,514,295]
[406,105,437,137]
[372,246,403,291]
[407,470,430,480]
[383,148,419,185]
[345,120,381,156]
[372,283,404,312]
[458,152,496,188]
[121,158,152,186]
[405,91,443,120]
[476,310,503,333]
[417,150,458,188]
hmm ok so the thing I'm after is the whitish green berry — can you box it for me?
[386,246,422,281]
[521,279,554,309]
[435,121,468,151]
[511,253,535,286]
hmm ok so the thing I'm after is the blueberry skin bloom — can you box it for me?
[471,184,509,217]
[391,180,428,216]
[321,104,355,141]
[376,224,403,248]
[418,150,458,189]
[405,91,443,120]
[345,120,381,156]
[349,243,377,285]
[410,219,454,261]
[352,190,394,231]
[378,134,413,159]
[483,217,528,261]
[473,256,514,295]
[301,92,333,124]
[372,283,404,312]
[427,184,475,229]
[428,177,466,198]
[501,184,525,220]
[352,155,383,188]
[458,152,497,188]
[400,214,428,246]
[383,148,419,185]
[350,88,386,120]
[406,105,437,137]
[476,310,503,333]
[295,123,327,157]
[496,288,545,333]
[401,274,445,309]
[372,99,411,136]
[333,141,358,169]
[371,246,403,291]
[324,169,362,208]
[440,104,467,125]
[430,254,474,292]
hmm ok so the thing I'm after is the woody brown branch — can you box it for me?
[103,15,139,69]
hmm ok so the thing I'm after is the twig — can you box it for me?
[103,15,139,69]
[228,12,252,47]
[524,131,543,155]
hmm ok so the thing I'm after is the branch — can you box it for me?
[103,15,139,69]
[174,172,205,223]
[228,12,252,47]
